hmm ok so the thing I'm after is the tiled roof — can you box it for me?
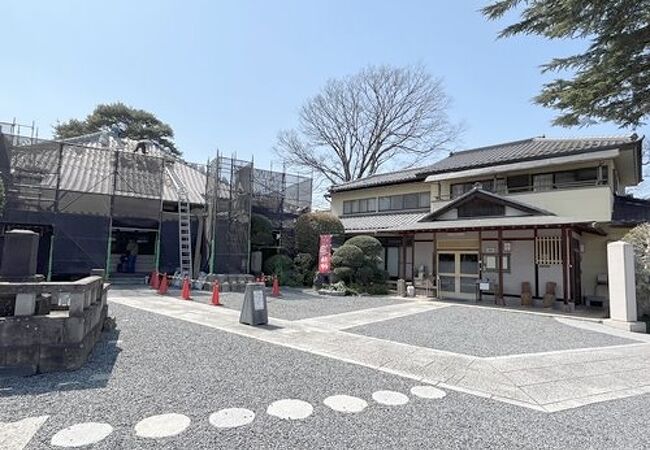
[330,135,641,193]
[4,134,207,204]
[340,212,429,233]
[612,195,650,225]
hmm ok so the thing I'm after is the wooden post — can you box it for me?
[533,227,539,299]
[497,228,503,304]
[561,227,568,304]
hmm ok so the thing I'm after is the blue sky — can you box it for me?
[3,0,646,173]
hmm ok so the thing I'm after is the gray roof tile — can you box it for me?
[331,135,640,193]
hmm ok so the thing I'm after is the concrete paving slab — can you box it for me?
[108,289,650,414]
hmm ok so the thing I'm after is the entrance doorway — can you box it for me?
[110,227,157,276]
[438,251,479,300]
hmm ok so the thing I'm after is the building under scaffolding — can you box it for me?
[0,128,312,280]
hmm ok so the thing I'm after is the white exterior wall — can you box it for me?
[480,240,536,296]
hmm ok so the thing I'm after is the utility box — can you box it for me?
[239,282,268,326]
[0,229,39,281]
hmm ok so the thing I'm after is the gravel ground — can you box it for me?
[346,305,639,357]
[2,303,650,449]
[186,287,407,321]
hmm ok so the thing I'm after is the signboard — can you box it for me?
[318,234,333,274]
[253,290,265,311]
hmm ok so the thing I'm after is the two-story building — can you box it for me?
[329,135,648,305]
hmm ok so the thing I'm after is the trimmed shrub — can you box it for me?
[263,254,295,285]
[332,267,354,283]
[355,265,376,285]
[293,252,315,286]
[364,283,389,295]
[295,212,345,261]
[332,244,365,269]
[345,235,383,262]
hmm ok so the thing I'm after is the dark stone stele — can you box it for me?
[239,282,268,326]
[0,229,40,281]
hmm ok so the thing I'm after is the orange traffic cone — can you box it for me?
[211,281,222,306]
[151,271,160,290]
[157,273,169,295]
[181,276,191,300]
[272,275,281,297]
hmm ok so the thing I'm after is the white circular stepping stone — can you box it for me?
[410,385,447,399]
[372,390,409,406]
[51,422,113,447]
[323,395,368,413]
[266,399,313,420]
[134,413,190,438]
[209,408,255,429]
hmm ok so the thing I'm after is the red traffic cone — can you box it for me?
[157,273,169,295]
[271,275,281,297]
[151,271,160,290]
[211,281,222,306]
[181,276,191,300]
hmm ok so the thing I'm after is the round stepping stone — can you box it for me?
[372,390,409,406]
[267,399,313,420]
[51,422,113,447]
[209,408,255,429]
[323,395,368,413]
[134,413,190,439]
[410,385,447,399]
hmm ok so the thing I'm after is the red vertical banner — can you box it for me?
[318,234,333,274]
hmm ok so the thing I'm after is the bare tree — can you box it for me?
[275,65,460,187]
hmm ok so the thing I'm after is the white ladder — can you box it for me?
[165,165,193,278]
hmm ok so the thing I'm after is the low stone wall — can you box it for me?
[0,276,109,376]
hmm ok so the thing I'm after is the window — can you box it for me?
[457,198,505,218]
[379,196,391,211]
[506,174,530,193]
[533,174,553,192]
[482,254,511,272]
[378,192,430,212]
[391,195,403,210]
[342,197,377,215]
[535,236,562,265]
[450,180,495,199]
[403,193,419,209]
[419,192,430,208]
[553,167,605,188]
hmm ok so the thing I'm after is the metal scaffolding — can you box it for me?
[0,130,312,280]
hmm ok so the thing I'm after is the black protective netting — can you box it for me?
[0,132,312,278]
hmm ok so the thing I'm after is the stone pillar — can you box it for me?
[604,241,646,332]
[14,293,36,316]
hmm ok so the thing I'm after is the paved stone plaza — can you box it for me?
[3,288,650,448]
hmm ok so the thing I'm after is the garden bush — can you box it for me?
[332,244,365,269]
[295,212,345,261]
[293,252,315,286]
[345,235,383,264]
[263,254,297,285]
[332,267,354,283]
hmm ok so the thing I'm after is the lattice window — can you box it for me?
[535,236,562,265]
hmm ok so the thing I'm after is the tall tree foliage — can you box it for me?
[276,65,459,185]
[54,102,180,155]
[483,0,650,128]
